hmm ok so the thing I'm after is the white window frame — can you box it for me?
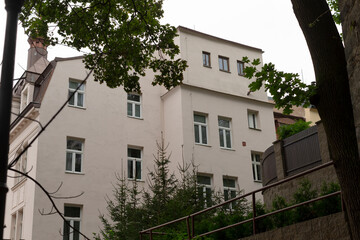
[218,56,230,72]
[10,209,23,240]
[68,80,85,108]
[66,138,84,174]
[63,206,81,240]
[237,60,245,76]
[248,110,260,130]
[202,51,211,67]
[197,175,212,208]
[218,117,232,149]
[251,152,262,182]
[194,113,208,145]
[14,149,27,186]
[223,178,237,209]
[127,93,142,118]
[128,148,142,180]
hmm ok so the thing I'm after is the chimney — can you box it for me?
[27,37,48,70]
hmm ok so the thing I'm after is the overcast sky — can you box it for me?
[1,0,315,84]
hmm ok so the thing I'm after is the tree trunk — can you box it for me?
[291,0,360,239]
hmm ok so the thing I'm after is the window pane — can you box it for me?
[238,61,244,75]
[128,148,141,158]
[136,161,141,180]
[256,165,262,181]
[218,119,229,128]
[224,189,229,201]
[194,125,200,143]
[219,130,224,147]
[206,187,212,206]
[66,153,73,171]
[69,91,75,105]
[64,206,81,217]
[77,93,84,107]
[223,178,235,188]
[194,114,206,123]
[231,190,236,199]
[63,220,70,240]
[252,164,256,180]
[197,175,211,185]
[127,102,133,116]
[219,58,223,70]
[201,126,207,144]
[226,130,231,148]
[135,104,141,118]
[75,154,82,172]
[73,221,80,240]
[224,59,229,71]
[128,94,140,102]
[67,140,82,151]
[128,160,134,179]
[69,81,78,89]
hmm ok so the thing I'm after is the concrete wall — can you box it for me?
[241,212,350,240]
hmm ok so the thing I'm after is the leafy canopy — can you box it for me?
[20,0,187,92]
[242,57,316,115]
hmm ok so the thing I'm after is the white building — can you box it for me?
[5,26,276,240]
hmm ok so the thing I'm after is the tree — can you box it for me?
[244,0,360,238]
[19,0,188,92]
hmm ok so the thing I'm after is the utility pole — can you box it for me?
[0,0,25,238]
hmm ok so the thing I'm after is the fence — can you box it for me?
[139,161,340,240]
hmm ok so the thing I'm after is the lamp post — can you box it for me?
[0,0,25,238]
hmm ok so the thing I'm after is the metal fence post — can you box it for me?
[252,192,256,235]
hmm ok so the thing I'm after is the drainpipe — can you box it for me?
[0,0,25,238]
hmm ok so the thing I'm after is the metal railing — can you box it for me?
[140,161,340,239]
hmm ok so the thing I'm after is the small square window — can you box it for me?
[66,138,84,173]
[248,111,260,130]
[128,148,142,180]
[218,117,232,149]
[218,56,230,72]
[251,153,262,182]
[127,93,141,118]
[194,113,208,145]
[202,52,211,67]
[237,61,245,76]
[68,80,85,108]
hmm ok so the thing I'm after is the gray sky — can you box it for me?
[0,0,315,84]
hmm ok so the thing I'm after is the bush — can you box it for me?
[277,120,312,139]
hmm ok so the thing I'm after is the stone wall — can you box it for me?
[262,122,338,209]
[241,212,350,240]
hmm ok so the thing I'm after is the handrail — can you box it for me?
[140,161,337,239]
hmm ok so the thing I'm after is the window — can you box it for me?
[63,206,81,240]
[218,117,232,149]
[20,87,29,112]
[218,56,230,72]
[10,209,23,240]
[248,111,259,130]
[202,51,211,67]
[14,149,27,185]
[66,139,84,173]
[68,80,85,108]
[127,93,141,118]
[223,178,237,209]
[194,114,208,145]
[197,175,212,207]
[237,61,245,76]
[251,153,262,182]
[128,148,142,180]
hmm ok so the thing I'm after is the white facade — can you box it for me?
[5,26,276,239]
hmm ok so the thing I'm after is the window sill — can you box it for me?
[249,127,261,131]
[238,74,245,77]
[203,65,212,69]
[220,147,235,151]
[254,180,262,183]
[219,70,231,73]
[65,171,85,175]
[195,143,212,148]
[127,179,145,183]
[68,105,86,110]
[11,178,27,191]
[127,116,143,120]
